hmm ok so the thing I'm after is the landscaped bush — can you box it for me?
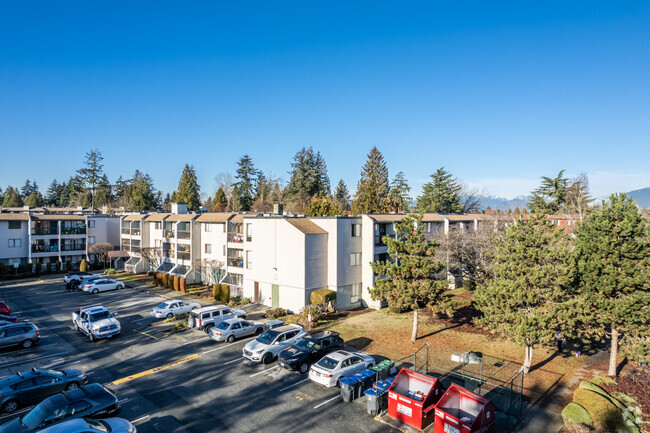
[79,259,87,272]
[462,280,476,290]
[220,284,230,304]
[573,388,628,431]
[66,260,73,271]
[55,261,61,272]
[154,272,161,287]
[213,284,219,301]
[161,273,169,288]
[104,269,116,275]
[239,297,251,305]
[310,289,336,306]
[0,263,8,275]
[180,277,186,293]
[299,305,323,321]
[173,276,180,291]
[562,402,591,427]
[283,314,300,324]
[388,305,403,314]
[167,275,174,290]
[265,308,287,319]
[35,263,42,274]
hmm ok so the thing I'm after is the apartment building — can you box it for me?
[0,211,121,268]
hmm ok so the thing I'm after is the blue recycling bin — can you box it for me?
[339,376,360,402]
[365,387,389,416]
[374,380,391,392]
[355,369,376,394]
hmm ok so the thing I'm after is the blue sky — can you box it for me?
[1,1,649,200]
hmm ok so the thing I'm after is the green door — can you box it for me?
[272,284,279,308]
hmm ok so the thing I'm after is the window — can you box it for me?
[88,220,95,228]
[33,375,59,385]
[351,223,361,237]
[13,379,35,390]
[8,239,21,248]
[231,322,241,330]
[350,252,362,267]
[154,222,161,230]
[246,223,252,242]
[8,221,21,229]
[67,400,92,416]
[223,245,226,256]
[6,327,26,337]
[88,236,95,245]
[246,250,252,270]
[205,244,212,254]
[204,223,212,232]
[350,283,362,303]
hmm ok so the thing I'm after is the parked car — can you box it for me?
[187,305,246,333]
[0,368,88,413]
[308,350,375,388]
[72,306,120,342]
[0,384,120,433]
[68,275,101,291]
[150,300,200,319]
[208,318,265,343]
[64,272,94,284]
[0,315,20,323]
[0,302,10,316]
[81,279,124,294]
[243,324,307,364]
[278,331,344,374]
[37,417,136,433]
[0,322,39,349]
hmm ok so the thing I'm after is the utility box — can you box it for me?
[387,368,446,430]
[434,384,496,433]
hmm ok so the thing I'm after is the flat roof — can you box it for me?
[231,214,261,223]
[144,213,169,222]
[123,214,147,222]
[31,215,86,221]
[195,213,235,223]
[444,215,476,222]
[165,214,198,222]
[286,218,328,235]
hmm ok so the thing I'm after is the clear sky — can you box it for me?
[1,1,649,200]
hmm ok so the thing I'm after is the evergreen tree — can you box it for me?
[114,176,129,200]
[389,172,411,212]
[60,177,85,207]
[305,194,341,216]
[334,179,350,212]
[527,170,569,214]
[154,191,163,210]
[270,183,283,205]
[0,188,3,205]
[571,193,650,376]
[233,155,258,211]
[416,167,463,213]
[474,214,573,373]
[46,180,64,206]
[212,187,228,212]
[126,171,157,211]
[351,147,391,215]
[286,147,330,210]
[25,191,45,207]
[370,213,451,342]
[77,149,105,211]
[173,164,201,210]
[94,174,113,207]
[2,186,24,207]
[20,180,37,198]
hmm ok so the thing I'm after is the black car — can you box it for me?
[0,384,120,433]
[0,368,88,413]
[278,331,344,374]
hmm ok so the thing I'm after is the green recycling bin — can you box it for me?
[371,360,395,380]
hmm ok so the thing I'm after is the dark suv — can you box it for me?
[0,323,39,349]
[278,331,344,374]
[0,384,120,432]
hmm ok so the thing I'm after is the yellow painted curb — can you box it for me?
[112,353,201,385]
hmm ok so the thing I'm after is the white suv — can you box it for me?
[243,324,307,364]
[187,305,246,333]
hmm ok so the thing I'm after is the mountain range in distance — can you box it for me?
[476,187,650,211]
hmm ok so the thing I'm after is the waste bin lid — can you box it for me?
[339,376,359,386]
[364,388,378,397]
[359,369,376,379]
[375,381,391,391]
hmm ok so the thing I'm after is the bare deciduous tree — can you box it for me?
[565,173,594,221]
[89,243,114,268]
[140,246,162,271]
[200,259,225,284]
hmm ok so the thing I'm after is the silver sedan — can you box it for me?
[209,318,265,343]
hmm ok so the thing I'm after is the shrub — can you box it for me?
[55,261,61,272]
[562,402,591,427]
[154,272,161,287]
[388,305,403,314]
[173,276,180,291]
[79,259,87,272]
[35,263,42,274]
[180,277,186,293]
[220,284,230,304]
[573,388,627,431]
[310,289,336,306]
[104,269,116,275]
[265,308,287,319]
[161,273,168,288]
[0,263,8,275]
[66,260,73,271]
[299,304,323,321]
[283,314,300,324]
[213,284,219,301]
[146,271,154,276]
[167,275,174,290]
[462,280,476,290]
[240,297,251,305]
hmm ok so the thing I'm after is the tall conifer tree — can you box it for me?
[173,164,201,211]
[2,186,24,207]
[334,179,350,212]
[417,167,463,213]
[77,149,105,211]
[351,147,390,214]
[233,155,258,211]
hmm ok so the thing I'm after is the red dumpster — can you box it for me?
[434,384,496,433]
[387,368,446,429]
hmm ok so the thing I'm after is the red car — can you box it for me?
[0,302,9,316]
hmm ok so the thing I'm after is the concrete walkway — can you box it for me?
[517,349,610,432]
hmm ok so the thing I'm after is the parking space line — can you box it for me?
[181,336,210,346]
[279,378,309,392]
[132,317,153,323]
[118,398,129,404]
[202,345,231,354]
[0,406,31,420]
[134,330,161,340]
[132,415,150,424]
[0,352,68,369]
[223,357,243,365]
[313,395,341,409]
[43,360,81,369]
[112,354,201,385]
[249,365,280,378]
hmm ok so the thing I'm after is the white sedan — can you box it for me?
[81,279,124,294]
[151,300,201,319]
[308,350,375,387]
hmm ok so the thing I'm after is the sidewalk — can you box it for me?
[517,350,610,432]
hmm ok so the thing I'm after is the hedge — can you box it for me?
[220,284,230,304]
[80,259,87,272]
[35,263,42,274]
[167,275,174,290]
[310,288,336,306]
[55,261,61,272]
[173,276,180,291]
[213,284,219,301]
[573,388,629,432]
[265,308,287,319]
[161,273,168,288]
[561,402,591,427]
[66,260,73,271]
[180,277,186,293]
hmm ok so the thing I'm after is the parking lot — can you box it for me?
[0,276,396,433]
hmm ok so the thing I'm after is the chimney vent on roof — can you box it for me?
[273,203,283,215]
[171,203,188,215]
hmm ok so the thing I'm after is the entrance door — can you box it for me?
[272,284,279,308]
[254,282,260,304]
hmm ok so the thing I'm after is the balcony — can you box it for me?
[131,246,141,253]
[31,227,58,236]
[177,252,191,261]
[163,250,174,258]
[131,229,141,236]
[121,228,130,235]
[31,245,58,253]
[164,230,174,238]
[177,230,190,240]
[227,233,244,243]
[227,257,243,268]
[61,227,86,235]
[61,244,86,252]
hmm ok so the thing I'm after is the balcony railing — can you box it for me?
[31,245,58,253]
[131,246,141,253]
[131,229,141,236]
[163,250,174,258]
[31,228,58,235]
[164,230,174,238]
[227,257,243,267]
[227,233,244,243]
[177,252,191,261]
[177,230,190,240]
[121,228,130,235]
[61,227,86,235]
[61,244,86,251]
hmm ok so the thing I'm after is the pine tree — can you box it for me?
[126,171,157,211]
[20,180,37,198]
[417,167,463,213]
[370,213,451,342]
[25,191,45,207]
[212,187,228,212]
[46,180,64,206]
[305,194,341,216]
[2,186,24,207]
[233,155,258,211]
[173,164,201,211]
[286,147,330,210]
[59,177,85,207]
[474,214,573,373]
[389,172,411,212]
[94,174,113,207]
[114,176,128,200]
[77,149,105,211]
[351,147,391,215]
[572,193,650,376]
[334,179,350,212]
[528,170,569,214]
